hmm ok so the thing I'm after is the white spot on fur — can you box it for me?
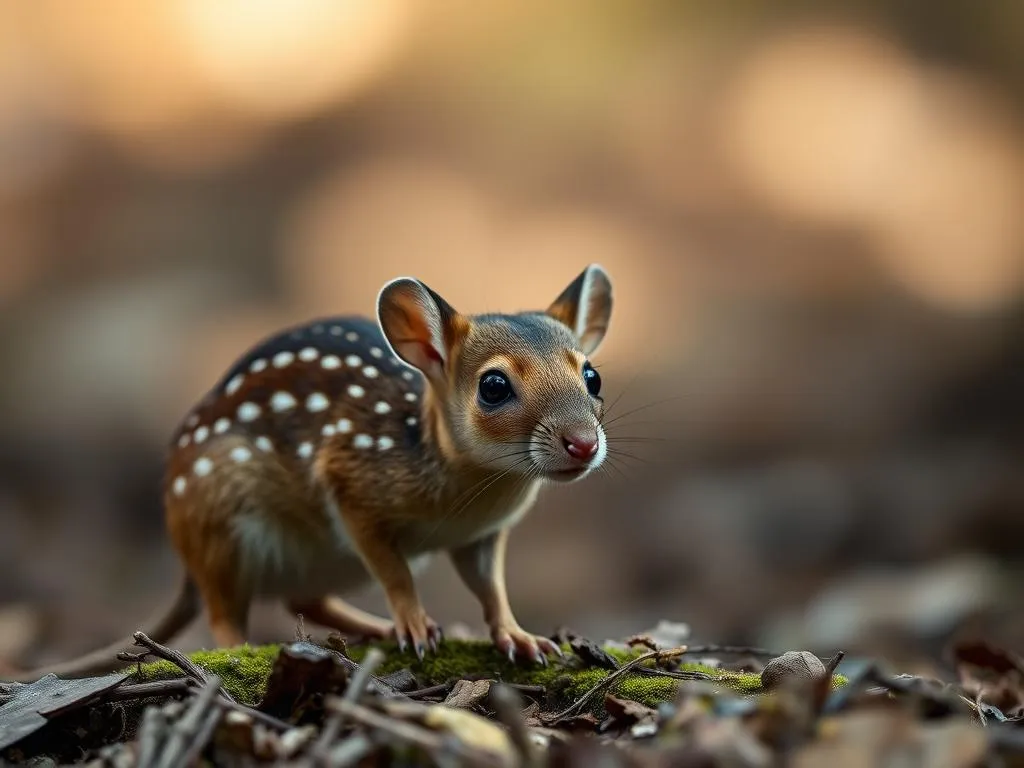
[406,416,417,426]
[231,446,252,463]
[322,423,336,437]
[377,436,395,451]
[194,457,214,476]
[345,354,362,367]
[321,355,341,370]
[297,441,314,459]
[352,434,373,449]
[271,391,297,412]
[404,392,418,402]
[348,384,365,398]
[401,371,414,381]
[250,358,268,373]
[194,425,210,444]
[298,347,319,362]
[362,366,378,379]
[370,347,383,359]
[312,324,324,334]
[213,418,231,434]
[273,351,295,368]
[374,401,391,415]
[172,476,187,496]
[225,374,245,396]
[337,418,353,433]
[178,433,190,448]
[256,436,273,452]
[345,331,358,341]
[186,413,200,428]
[306,392,329,412]
[238,402,261,422]
[330,326,344,336]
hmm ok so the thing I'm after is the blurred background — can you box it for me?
[2,0,1024,675]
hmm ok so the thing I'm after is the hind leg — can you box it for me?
[287,596,392,639]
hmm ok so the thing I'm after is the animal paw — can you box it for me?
[391,606,443,659]
[492,624,563,665]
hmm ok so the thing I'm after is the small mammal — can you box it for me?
[7,265,613,680]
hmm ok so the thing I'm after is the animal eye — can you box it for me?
[478,370,513,406]
[583,361,601,397]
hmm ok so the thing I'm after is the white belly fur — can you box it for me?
[233,480,539,599]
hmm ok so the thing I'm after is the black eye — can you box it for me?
[478,370,513,406]
[583,362,601,397]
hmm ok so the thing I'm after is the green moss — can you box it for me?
[130,640,846,712]
[132,644,280,706]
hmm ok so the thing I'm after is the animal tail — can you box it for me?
[1,576,199,683]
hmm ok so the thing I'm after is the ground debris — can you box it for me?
[3,626,1024,766]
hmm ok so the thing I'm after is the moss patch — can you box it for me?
[130,640,846,711]
[133,644,280,706]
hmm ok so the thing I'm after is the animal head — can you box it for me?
[377,265,613,482]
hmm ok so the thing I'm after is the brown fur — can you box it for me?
[4,265,613,680]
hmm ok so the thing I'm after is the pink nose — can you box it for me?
[562,431,599,461]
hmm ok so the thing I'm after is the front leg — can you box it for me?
[340,510,441,658]
[448,528,561,664]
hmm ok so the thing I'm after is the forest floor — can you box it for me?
[1,620,1021,767]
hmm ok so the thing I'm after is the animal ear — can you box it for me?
[377,277,467,383]
[546,264,613,355]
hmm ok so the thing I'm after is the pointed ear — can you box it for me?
[377,277,467,384]
[546,264,613,355]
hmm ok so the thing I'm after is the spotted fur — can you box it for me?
[7,265,614,681]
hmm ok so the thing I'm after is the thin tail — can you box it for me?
[2,577,200,682]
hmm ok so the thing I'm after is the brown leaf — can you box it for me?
[603,694,656,730]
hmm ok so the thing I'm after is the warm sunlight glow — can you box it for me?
[174,0,413,119]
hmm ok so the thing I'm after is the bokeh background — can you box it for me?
[2,0,1024,674]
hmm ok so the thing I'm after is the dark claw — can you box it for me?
[533,649,546,666]
[398,637,408,654]
[428,635,438,654]
[507,645,516,664]
[415,642,425,661]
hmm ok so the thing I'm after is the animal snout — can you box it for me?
[561,430,599,461]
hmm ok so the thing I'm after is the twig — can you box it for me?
[104,679,194,702]
[313,646,387,763]
[136,706,167,768]
[343,647,387,705]
[541,646,688,725]
[407,681,455,700]
[119,631,236,704]
[212,696,294,732]
[326,697,508,767]
[153,674,224,768]
[326,733,376,766]
[490,684,539,768]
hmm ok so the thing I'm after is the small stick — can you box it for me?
[407,681,455,700]
[313,646,387,762]
[121,631,237,704]
[105,679,194,702]
[326,697,507,767]
[541,646,688,725]
[326,733,376,766]
[343,647,387,705]
[136,706,167,768]
[489,684,538,768]
[154,675,224,768]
